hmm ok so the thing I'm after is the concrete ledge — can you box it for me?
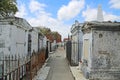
[70,66,88,80]
[32,66,50,80]
[32,57,50,80]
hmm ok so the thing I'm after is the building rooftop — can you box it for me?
[82,21,120,31]
[71,22,83,33]
[0,17,32,30]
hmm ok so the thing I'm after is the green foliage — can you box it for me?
[0,0,18,17]
[40,27,61,41]
[40,27,51,35]
[52,32,58,39]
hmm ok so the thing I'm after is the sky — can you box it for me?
[15,0,120,40]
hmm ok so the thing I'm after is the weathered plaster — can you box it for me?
[82,21,120,80]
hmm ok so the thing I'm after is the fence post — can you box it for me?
[8,55,11,80]
[30,55,32,80]
[35,53,37,75]
[12,55,15,80]
[2,56,4,80]
[18,55,20,80]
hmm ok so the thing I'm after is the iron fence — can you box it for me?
[66,41,83,66]
[0,49,46,80]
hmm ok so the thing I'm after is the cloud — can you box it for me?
[104,12,120,21]
[27,14,71,40]
[109,0,120,9]
[57,0,85,21]
[82,6,120,21]
[29,0,46,13]
[27,0,71,39]
[15,4,27,18]
[15,0,72,39]
[82,6,97,21]
[27,13,53,27]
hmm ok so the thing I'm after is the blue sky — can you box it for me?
[15,0,120,40]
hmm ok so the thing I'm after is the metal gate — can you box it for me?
[66,41,72,65]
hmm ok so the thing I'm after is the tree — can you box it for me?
[52,32,58,40]
[52,32,62,42]
[0,0,18,17]
[40,27,51,35]
[40,27,61,42]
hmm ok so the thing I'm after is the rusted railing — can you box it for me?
[0,49,46,80]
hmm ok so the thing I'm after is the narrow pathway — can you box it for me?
[46,47,74,80]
